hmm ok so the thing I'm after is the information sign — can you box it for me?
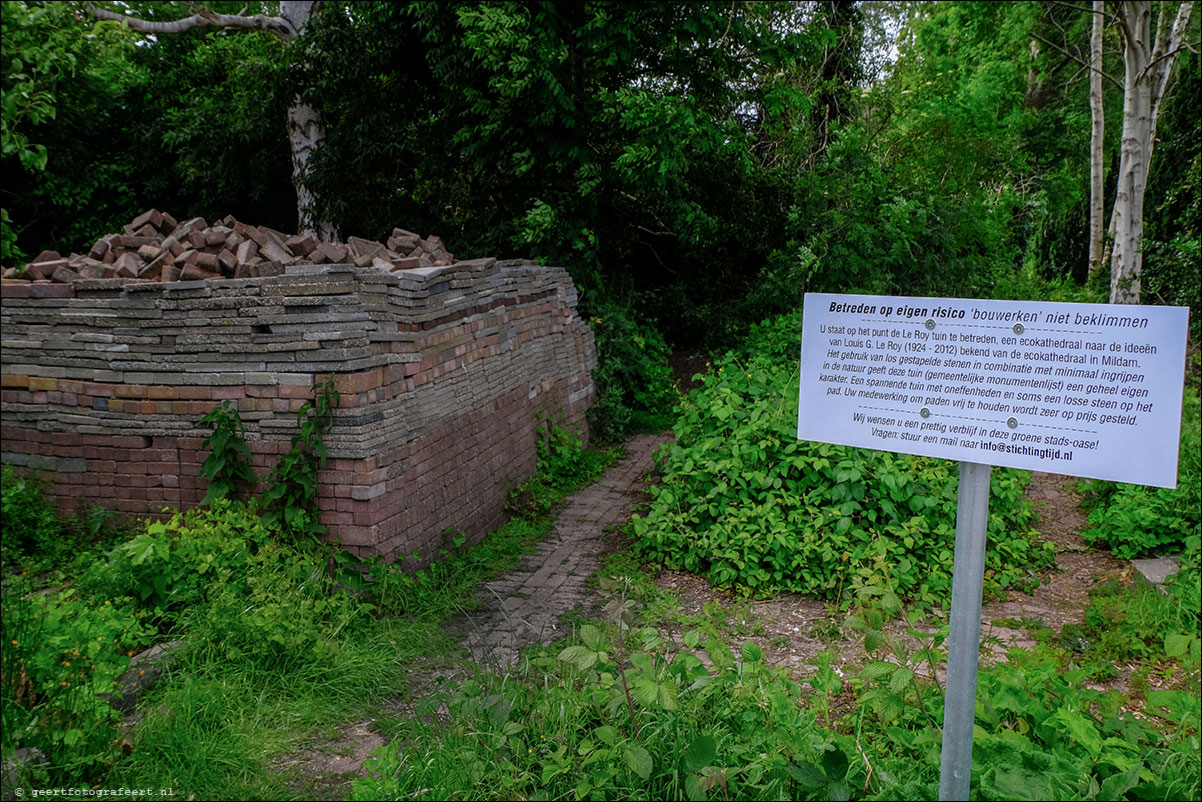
[797,293,1190,487]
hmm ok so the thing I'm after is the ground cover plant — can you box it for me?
[350,562,1200,801]
[1077,377,1201,574]
[631,312,1056,604]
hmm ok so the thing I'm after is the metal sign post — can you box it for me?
[938,461,992,801]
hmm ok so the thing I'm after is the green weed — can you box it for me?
[1,578,154,785]
[1079,386,1201,566]
[197,399,257,504]
[261,374,340,544]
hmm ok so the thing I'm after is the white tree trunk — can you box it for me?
[278,2,337,240]
[1088,0,1105,277]
[288,102,338,241]
[1108,0,1193,303]
[1110,1,1152,303]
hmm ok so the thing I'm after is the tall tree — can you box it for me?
[86,1,337,239]
[2,1,141,261]
[1088,0,1106,278]
[1107,0,1193,303]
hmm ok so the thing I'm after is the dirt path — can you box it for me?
[979,472,1125,653]
[652,470,1126,676]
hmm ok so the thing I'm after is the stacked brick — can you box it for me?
[2,209,457,287]
[0,259,596,564]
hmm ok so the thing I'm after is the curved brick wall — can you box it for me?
[0,259,595,562]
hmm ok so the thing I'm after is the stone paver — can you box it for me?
[1132,556,1181,590]
[456,432,672,667]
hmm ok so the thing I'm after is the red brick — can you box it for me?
[212,386,242,400]
[146,386,177,400]
[278,384,313,399]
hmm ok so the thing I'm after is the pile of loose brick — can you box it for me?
[3,209,457,284]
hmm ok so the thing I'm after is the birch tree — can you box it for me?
[1107,0,1193,303]
[86,1,337,240]
[1088,0,1105,277]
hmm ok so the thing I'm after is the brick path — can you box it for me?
[456,432,672,668]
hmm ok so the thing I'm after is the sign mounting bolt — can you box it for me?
[921,407,931,418]
[1007,417,1018,429]
[1013,323,1025,335]
[925,319,936,331]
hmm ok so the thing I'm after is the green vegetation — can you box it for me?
[1060,578,1201,683]
[349,568,1199,801]
[261,375,340,543]
[197,400,257,505]
[1,398,617,796]
[0,463,126,573]
[3,2,1201,799]
[587,303,678,443]
[1078,384,1201,571]
[632,313,1055,602]
[4,388,1200,799]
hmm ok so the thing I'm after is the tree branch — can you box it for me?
[1049,0,1119,22]
[1140,2,1194,85]
[86,2,295,42]
[1031,31,1124,90]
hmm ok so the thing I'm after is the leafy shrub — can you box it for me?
[866,651,1201,801]
[2,580,154,784]
[79,499,368,670]
[0,464,61,561]
[78,500,268,618]
[1079,385,1201,563]
[535,418,616,492]
[2,465,126,574]
[632,312,1053,602]
[586,302,677,443]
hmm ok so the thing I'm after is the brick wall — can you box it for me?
[0,259,595,562]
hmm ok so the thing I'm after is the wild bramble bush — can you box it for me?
[631,312,1054,603]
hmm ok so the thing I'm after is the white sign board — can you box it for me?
[797,293,1189,488]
